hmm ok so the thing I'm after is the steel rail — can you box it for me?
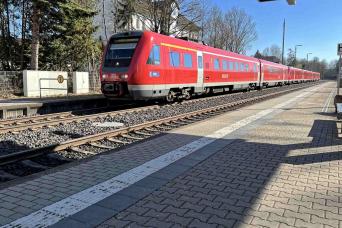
[0,83,316,166]
[0,105,160,133]
[0,104,140,128]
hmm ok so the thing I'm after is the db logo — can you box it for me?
[57,75,64,84]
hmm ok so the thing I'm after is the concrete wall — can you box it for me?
[23,70,68,97]
[73,72,89,94]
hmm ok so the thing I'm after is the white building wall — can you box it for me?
[23,70,68,97]
[73,72,90,94]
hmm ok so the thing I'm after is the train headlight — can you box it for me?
[120,74,128,80]
[102,74,108,80]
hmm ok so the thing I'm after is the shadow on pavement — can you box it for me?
[99,119,342,227]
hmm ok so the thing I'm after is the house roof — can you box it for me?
[176,14,200,32]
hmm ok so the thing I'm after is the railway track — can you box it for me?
[0,83,309,134]
[0,90,248,134]
[0,82,318,182]
[0,105,159,134]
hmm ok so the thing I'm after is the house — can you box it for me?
[93,0,201,43]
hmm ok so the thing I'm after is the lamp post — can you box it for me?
[306,53,312,70]
[294,44,302,67]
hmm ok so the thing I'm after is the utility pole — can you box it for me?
[281,19,285,65]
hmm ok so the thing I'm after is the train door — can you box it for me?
[258,60,264,88]
[196,51,204,93]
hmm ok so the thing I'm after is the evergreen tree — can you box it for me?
[29,0,100,71]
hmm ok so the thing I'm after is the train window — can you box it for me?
[229,62,234,71]
[184,53,192,68]
[240,63,244,72]
[214,59,220,70]
[222,60,228,70]
[104,38,139,68]
[147,45,160,65]
[235,62,239,71]
[253,64,257,72]
[245,64,249,72]
[198,56,203,69]
[169,51,180,67]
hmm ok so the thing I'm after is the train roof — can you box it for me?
[109,30,319,74]
[143,31,260,63]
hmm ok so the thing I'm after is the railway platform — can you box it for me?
[0,81,341,227]
[0,94,106,119]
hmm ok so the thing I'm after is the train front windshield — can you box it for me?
[104,38,139,68]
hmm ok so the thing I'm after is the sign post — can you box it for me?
[337,43,342,95]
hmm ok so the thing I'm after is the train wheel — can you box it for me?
[166,91,176,102]
[183,90,191,100]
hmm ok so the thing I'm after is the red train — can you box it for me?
[100,31,320,101]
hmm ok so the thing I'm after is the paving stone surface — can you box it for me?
[0,82,339,228]
[2,83,310,226]
[99,83,342,227]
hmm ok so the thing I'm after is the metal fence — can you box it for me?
[0,71,23,96]
[89,71,101,92]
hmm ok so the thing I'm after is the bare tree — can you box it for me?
[223,8,257,54]
[262,47,270,57]
[286,48,295,66]
[204,7,257,54]
[269,45,281,59]
[262,44,281,62]
[204,6,223,48]
[197,0,210,41]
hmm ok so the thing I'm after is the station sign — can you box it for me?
[338,43,342,55]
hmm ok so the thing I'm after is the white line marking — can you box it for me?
[324,90,335,113]
[322,89,334,113]
[2,85,323,228]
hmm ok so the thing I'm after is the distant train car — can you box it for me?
[100,30,319,101]
[259,60,288,87]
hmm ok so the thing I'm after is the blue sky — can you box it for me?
[210,0,341,62]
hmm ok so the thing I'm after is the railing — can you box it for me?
[39,77,69,98]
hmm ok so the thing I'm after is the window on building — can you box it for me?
[147,45,160,65]
[184,53,192,68]
[222,60,228,70]
[169,51,180,67]
[214,58,220,70]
